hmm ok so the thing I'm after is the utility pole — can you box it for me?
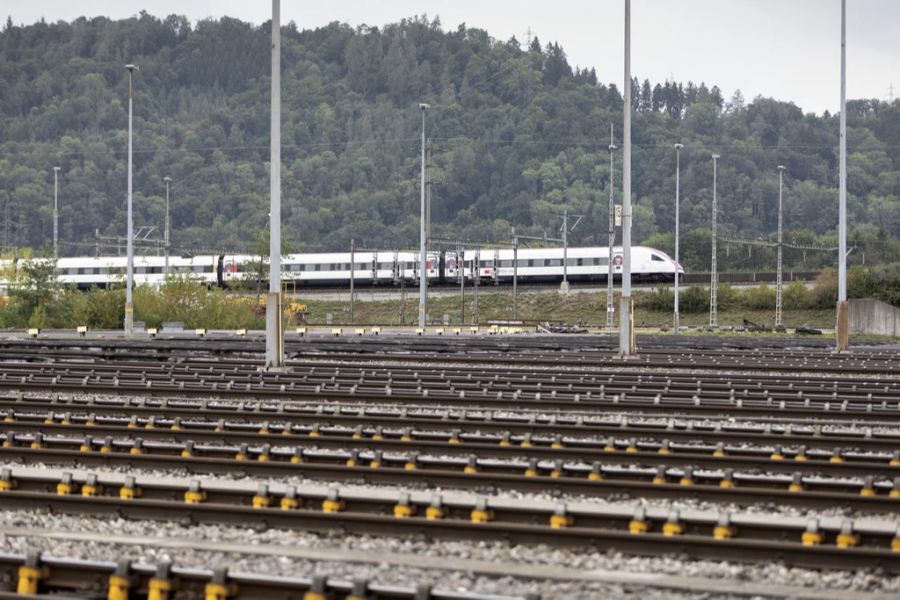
[265,0,285,369]
[561,208,569,294]
[163,176,171,278]
[607,125,616,329]
[459,244,465,324]
[836,0,849,352]
[620,0,635,355]
[52,166,60,276]
[473,248,480,325]
[124,63,138,336]
[674,143,683,334]
[512,229,518,320]
[418,103,430,328]
[350,238,355,323]
[776,165,786,330]
[710,153,720,329]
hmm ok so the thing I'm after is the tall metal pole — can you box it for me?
[473,249,480,325]
[619,0,634,355]
[560,208,569,294]
[418,104,430,328]
[512,228,518,320]
[124,64,137,336]
[710,153,720,328]
[459,244,465,324]
[163,176,171,278]
[674,143,683,334]
[265,0,284,368]
[350,238,355,323]
[52,166,60,275]
[607,125,616,329]
[836,0,849,351]
[776,165,785,329]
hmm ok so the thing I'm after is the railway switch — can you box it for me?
[470,497,494,523]
[322,488,345,513]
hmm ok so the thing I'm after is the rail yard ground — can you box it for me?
[0,330,897,599]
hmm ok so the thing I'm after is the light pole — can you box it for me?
[124,63,138,336]
[836,0,849,351]
[52,166,60,272]
[620,0,635,355]
[418,102,430,329]
[673,143,683,334]
[710,153,720,329]
[607,125,616,329]
[265,0,284,369]
[163,176,171,278]
[776,165,786,329]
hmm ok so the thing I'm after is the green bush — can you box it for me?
[680,285,710,313]
[716,283,738,310]
[783,280,812,310]
[742,285,776,310]
[639,287,674,311]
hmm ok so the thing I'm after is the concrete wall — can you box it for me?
[849,298,900,337]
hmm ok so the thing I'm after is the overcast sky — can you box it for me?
[5,1,899,114]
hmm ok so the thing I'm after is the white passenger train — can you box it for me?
[0,246,682,289]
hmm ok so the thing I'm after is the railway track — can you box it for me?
[0,468,897,573]
[0,550,526,600]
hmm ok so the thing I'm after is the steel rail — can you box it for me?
[0,551,527,600]
[0,470,896,573]
[1,446,898,513]
[2,405,897,452]
[1,421,897,475]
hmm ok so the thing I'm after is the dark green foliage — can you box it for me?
[680,285,711,313]
[0,13,897,265]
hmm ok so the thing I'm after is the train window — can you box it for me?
[576,258,583,266]
[550,259,562,267]
[543,259,550,267]
[527,260,534,267]
[500,260,513,268]
[651,254,665,262]
[377,262,391,270]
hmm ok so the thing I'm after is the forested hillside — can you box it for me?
[0,12,898,270]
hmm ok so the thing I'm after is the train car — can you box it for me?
[455,246,681,284]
